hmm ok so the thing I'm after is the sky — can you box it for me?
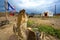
[0,0,5,12]
[0,0,60,14]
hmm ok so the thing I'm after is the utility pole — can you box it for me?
[55,4,56,15]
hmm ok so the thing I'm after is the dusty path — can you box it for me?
[0,24,12,40]
[0,16,17,40]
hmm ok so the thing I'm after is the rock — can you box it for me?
[27,29,36,40]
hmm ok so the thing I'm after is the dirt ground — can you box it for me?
[0,16,18,40]
[0,16,60,40]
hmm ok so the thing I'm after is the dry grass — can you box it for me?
[29,17,60,29]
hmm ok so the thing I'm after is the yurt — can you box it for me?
[41,11,53,17]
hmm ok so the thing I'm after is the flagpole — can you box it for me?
[5,0,8,20]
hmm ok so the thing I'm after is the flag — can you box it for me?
[7,2,15,11]
[5,0,15,11]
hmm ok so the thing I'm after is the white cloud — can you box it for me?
[13,0,58,8]
[8,0,59,12]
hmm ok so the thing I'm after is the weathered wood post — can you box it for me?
[15,9,28,40]
[5,0,9,20]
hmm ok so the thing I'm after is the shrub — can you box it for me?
[54,29,60,38]
[37,25,60,39]
[37,25,55,35]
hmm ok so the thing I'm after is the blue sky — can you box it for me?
[0,0,5,12]
[0,0,60,14]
